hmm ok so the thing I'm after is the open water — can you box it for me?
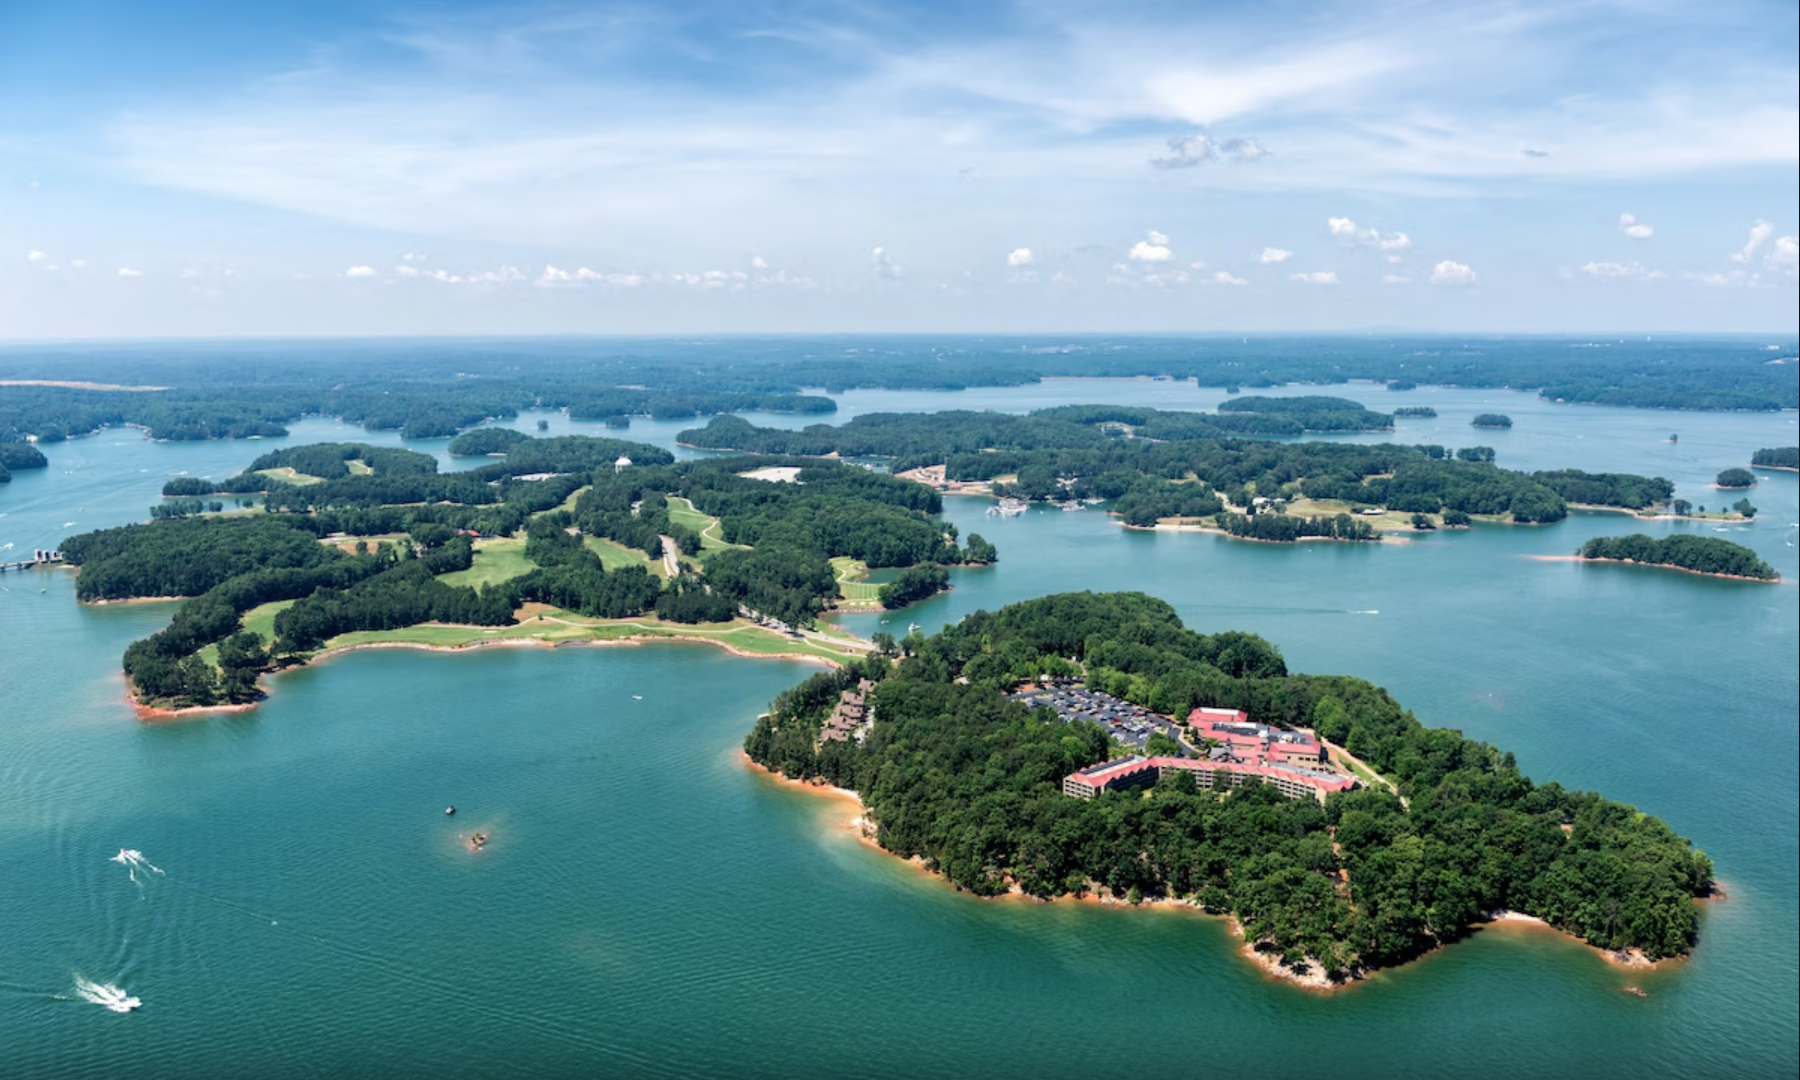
[0,350,1795,1078]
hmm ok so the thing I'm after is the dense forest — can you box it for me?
[0,441,49,482]
[1751,446,1798,469]
[64,437,983,706]
[1472,414,1513,428]
[1577,534,1779,580]
[681,410,1681,526]
[744,593,1714,981]
[1392,406,1437,418]
[1,337,1792,448]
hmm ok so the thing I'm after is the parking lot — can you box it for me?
[1009,685,1186,753]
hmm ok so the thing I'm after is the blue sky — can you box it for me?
[2,0,1795,336]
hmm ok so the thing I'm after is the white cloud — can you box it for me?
[1149,134,1269,169]
[117,267,143,277]
[540,265,642,287]
[1212,271,1248,285]
[751,256,770,269]
[344,265,378,277]
[1688,270,1751,287]
[27,250,46,261]
[1128,237,1173,262]
[871,247,903,278]
[400,252,426,262]
[1007,247,1034,267]
[1328,216,1411,250]
[179,268,199,279]
[1766,235,1797,274]
[1731,221,1773,262]
[1257,247,1292,264]
[1381,274,1412,284]
[394,265,420,277]
[1289,271,1339,284]
[1582,261,1664,280]
[1618,213,1654,239]
[1429,260,1475,284]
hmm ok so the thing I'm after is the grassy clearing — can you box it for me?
[256,466,323,486]
[831,556,884,607]
[319,611,863,664]
[1283,497,1435,532]
[537,484,589,517]
[346,459,373,475]
[584,536,661,574]
[666,496,744,554]
[242,599,296,643]
[438,536,537,589]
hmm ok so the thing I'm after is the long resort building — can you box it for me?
[1062,755,1354,803]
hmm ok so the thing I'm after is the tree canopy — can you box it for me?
[745,593,1714,979]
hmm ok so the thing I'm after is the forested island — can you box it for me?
[1472,414,1514,429]
[1714,468,1756,489]
[63,437,994,709]
[0,441,50,483]
[1576,535,1779,581]
[1750,447,1798,470]
[679,408,1679,533]
[1392,406,1437,418]
[1,336,1794,446]
[745,593,1715,986]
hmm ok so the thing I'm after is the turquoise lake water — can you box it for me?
[0,374,1795,1078]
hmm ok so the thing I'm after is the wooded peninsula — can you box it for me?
[744,592,1715,986]
[1576,534,1779,581]
[63,436,993,709]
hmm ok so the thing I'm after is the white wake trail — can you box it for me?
[72,975,141,1013]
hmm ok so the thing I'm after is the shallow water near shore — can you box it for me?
[0,366,1795,1079]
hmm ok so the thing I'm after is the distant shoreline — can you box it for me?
[742,754,1697,993]
[1528,554,1781,583]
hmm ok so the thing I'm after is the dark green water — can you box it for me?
[1,383,1795,1079]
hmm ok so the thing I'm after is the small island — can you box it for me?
[1750,447,1798,472]
[745,593,1714,989]
[1577,534,1778,581]
[1472,413,1514,429]
[1392,406,1437,418]
[0,441,51,484]
[1714,467,1756,489]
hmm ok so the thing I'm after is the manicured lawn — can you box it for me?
[345,459,373,475]
[241,599,297,642]
[256,466,323,485]
[318,612,864,664]
[666,496,744,554]
[438,537,537,589]
[830,556,884,606]
[584,536,660,573]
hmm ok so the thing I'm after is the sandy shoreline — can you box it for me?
[1530,554,1782,583]
[743,754,1361,991]
[745,756,1707,992]
[130,627,844,719]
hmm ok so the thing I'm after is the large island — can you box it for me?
[745,592,1715,988]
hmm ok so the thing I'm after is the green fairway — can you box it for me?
[318,611,865,664]
[584,536,661,573]
[438,537,537,589]
[241,598,297,642]
[255,466,323,485]
[666,496,745,554]
[830,556,884,607]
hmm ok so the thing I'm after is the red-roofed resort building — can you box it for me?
[1062,755,1353,803]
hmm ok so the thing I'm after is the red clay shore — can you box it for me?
[743,754,1710,993]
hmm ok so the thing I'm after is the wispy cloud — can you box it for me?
[1149,134,1269,169]
[1618,213,1653,239]
[1582,261,1663,280]
[1429,260,1475,285]
[1290,271,1338,284]
[1329,217,1410,250]
[1731,220,1774,262]
[1257,247,1292,264]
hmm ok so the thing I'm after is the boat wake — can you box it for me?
[71,975,140,1013]
[110,848,164,890]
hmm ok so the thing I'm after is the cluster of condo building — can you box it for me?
[1061,707,1355,804]
[820,680,876,743]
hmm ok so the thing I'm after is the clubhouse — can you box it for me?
[1062,755,1355,803]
